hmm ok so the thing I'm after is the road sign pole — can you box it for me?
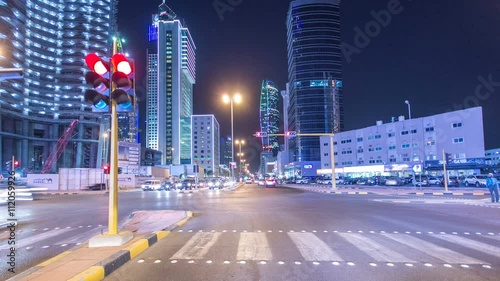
[442,149,448,192]
[330,134,336,190]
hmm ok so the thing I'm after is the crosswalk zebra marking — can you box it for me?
[433,234,500,259]
[288,232,342,261]
[382,234,485,264]
[236,232,273,261]
[338,233,414,263]
[170,232,221,260]
[0,228,72,250]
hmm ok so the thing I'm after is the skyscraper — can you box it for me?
[146,1,196,165]
[286,0,343,162]
[0,0,116,172]
[191,115,220,176]
[259,80,280,153]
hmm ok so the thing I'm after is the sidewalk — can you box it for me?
[9,210,193,281]
[285,184,490,196]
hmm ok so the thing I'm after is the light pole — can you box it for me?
[223,93,242,179]
[103,132,109,190]
[405,100,416,186]
[235,139,245,180]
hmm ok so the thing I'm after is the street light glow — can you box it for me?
[234,93,242,103]
[222,94,230,104]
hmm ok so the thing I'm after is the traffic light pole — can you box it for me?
[442,149,448,192]
[262,133,337,190]
[109,39,119,235]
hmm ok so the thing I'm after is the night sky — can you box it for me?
[118,0,500,171]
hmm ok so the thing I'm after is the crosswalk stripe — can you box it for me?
[433,234,500,258]
[54,227,102,245]
[288,233,342,261]
[338,233,414,262]
[170,232,221,259]
[0,228,72,250]
[382,234,485,264]
[236,233,272,260]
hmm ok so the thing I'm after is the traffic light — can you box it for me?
[103,164,110,174]
[14,160,20,167]
[445,153,453,164]
[286,131,297,138]
[111,53,134,112]
[84,53,110,112]
[255,132,268,138]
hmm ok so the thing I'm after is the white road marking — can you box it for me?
[0,228,72,250]
[236,233,273,261]
[288,233,342,261]
[171,232,221,259]
[382,234,485,264]
[338,233,414,262]
[434,234,500,259]
[55,227,102,245]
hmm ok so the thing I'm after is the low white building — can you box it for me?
[320,107,486,177]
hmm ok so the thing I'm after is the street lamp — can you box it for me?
[405,100,416,186]
[223,93,242,179]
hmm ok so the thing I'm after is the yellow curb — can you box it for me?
[453,192,464,195]
[186,211,193,218]
[68,266,105,281]
[472,192,485,196]
[347,192,356,195]
[359,192,368,195]
[155,230,170,241]
[433,192,444,195]
[124,239,149,259]
[177,219,189,227]
[415,192,424,195]
[37,250,72,267]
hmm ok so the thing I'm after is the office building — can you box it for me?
[286,0,343,162]
[319,107,486,177]
[259,80,280,152]
[0,0,116,172]
[485,148,500,166]
[191,115,220,176]
[146,1,196,165]
[220,136,232,169]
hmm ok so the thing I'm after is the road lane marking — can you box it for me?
[170,232,221,260]
[288,232,342,261]
[382,234,485,264]
[338,233,414,263]
[236,233,273,261]
[0,228,73,250]
[433,234,500,259]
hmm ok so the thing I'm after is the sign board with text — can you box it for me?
[27,174,59,190]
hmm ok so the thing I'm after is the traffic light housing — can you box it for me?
[103,164,110,174]
[84,54,110,112]
[111,53,135,112]
[255,132,268,138]
[445,153,453,164]
[286,131,297,138]
[14,160,20,167]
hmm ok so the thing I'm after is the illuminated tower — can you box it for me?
[146,1,196,165]
[0,0,116,171]
[259,80,280,153]
[286,0,343,162]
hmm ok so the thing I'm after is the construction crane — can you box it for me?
[41,120,78,174]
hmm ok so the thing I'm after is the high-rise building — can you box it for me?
[220,136,233,168]
[0,0,116,172]
[259,80,280,153]
[146,1,196,165]
[286,0,343,162]
[191,115,220,176]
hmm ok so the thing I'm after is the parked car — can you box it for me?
[385,177,405,186]
[296,178,310,184]
[413,176,429,187]
[440,176,460,187]
[265,178,276,188]
[356,178,368,185]
[463,175,488,187]
[367,176,386,186]
[87,183,106,190]
[427,177,441,185]
[142,180,162,191]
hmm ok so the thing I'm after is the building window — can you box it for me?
[368,135,374,140]
[388,132,395,137]
[375,147,382,151]
[375,134,381,139]
[368,147,375,152]
[426,141,435,146]
[402,144,410,149]
[425,127,434,132]
[401,131,409,135]
[341,139,352,144]
[458,153,466,159]
[323,143,329,146]
[357,148,364,153]
[324,153,329,156]
[358,161,364,165]
[388,145,396,150]
[411,129,417,134]
[412,143,418,148]
[403,157,410,161]
[357,137,363,142]
[389,158,396,163]
[452,122,463,128]
[453,137,464,144]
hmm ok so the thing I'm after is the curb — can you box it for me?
[408,192,489,196]
[24,211,193,281]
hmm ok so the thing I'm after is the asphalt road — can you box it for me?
[105,184,500,281]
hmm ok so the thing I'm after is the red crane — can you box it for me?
[41,120,78,174]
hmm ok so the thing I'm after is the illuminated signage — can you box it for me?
[303,164,313,169]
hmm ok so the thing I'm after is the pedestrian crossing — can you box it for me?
[166,230,498,268]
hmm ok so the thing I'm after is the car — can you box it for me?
[208,178,223,189]
[296,178,309,184]
[180,179,195,190]
[142,180,162,191]
[160,181,174,191]
[440,176,460,187]
[463,175,488,187]
[413,176,429,187]
[245,178,253,184]
[257,179,265,186]
[87,183,106,190]
[385,177,404,186]
[427,177,441,185]
[265,178,276,187]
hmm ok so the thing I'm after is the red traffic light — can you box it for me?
[85,54,109,75]
[112,54,133,75]
[103,164,110,174]
[14,160,20,167]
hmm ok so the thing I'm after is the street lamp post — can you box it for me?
[223,93,242,179]
[405,100,416,187]
[235,139,245,181]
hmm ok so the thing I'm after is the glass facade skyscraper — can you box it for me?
[286,0,343,162]
[0,0,116,171]
[259,80,280,153]
[146,1,196,165]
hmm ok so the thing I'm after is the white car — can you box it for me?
[296,178,309,184]
[463,175,487,187]
[141,180,162,191]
